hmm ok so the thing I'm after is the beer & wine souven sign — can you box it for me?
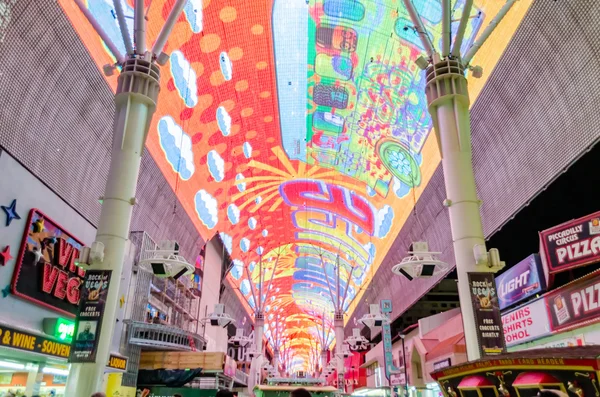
[540,211,600,275]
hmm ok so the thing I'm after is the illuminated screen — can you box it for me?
[60,0,529,371]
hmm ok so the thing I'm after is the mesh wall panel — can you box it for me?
[0,0,203,260]
[351,0,600,327]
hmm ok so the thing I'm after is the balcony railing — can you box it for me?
[126,320,206,351]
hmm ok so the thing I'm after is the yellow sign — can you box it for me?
[0,323,71,359]
[107,354,128,371]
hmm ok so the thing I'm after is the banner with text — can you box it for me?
[468,273,506,356]
[496,254,546,310]
[545,271,600,332]
[70,269,111,363]
[501,298,551,347]
[540,211,600,275]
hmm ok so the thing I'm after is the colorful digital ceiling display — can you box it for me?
[61,0,528,371]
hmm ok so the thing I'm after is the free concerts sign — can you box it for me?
[540,211,600,275]
[11,209,86,316]
[468,273,506,356]
[545,271,600,332]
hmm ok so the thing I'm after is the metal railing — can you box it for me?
[126,320,206,351]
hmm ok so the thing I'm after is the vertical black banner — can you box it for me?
[468,272,506,356]
[69,269,111,363]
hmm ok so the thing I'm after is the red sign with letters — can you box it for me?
[540,211,600,275]
[11,209,86,317]
[545,270,600,332]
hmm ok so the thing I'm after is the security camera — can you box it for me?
[391,242,448,281]
[415,56,430,70]
[470,65,483,78]
[138,240,195,279]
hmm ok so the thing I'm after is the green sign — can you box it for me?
[56,318,75,342]
[42,317,75,343]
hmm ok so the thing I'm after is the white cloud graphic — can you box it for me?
[157,116,195,180]
[243,142,253,158]
[393,177,411,198]
[249,261,256,272]
[227,203,240,225]
[207,150,225,182]
[375,205,394,238]
[183,0,203,33]
[231,259,244,280]
[219,51,233,81]
[236,173,246,192]
[255,196,262,205]
[366,185,376,197]
[240,238,250,252]
[194,190,218,229]
[256,246,264,255]
[248,217,257,230]
[216,106,232,136]
[219,232,233,254]
[262,229,268,237]
[170,50,198,108]
[241,280,251,296]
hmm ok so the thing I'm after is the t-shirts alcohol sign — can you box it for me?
[468,273,506,356]
[11,209,87,316]
[540,211,600,275]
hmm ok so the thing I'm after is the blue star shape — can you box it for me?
[1,199,21,226]
[1,285,9,298]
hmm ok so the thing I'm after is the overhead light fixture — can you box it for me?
[391,241,449,280]
[201,303,235,328]
[415,56,430,70]
[356,304,389,329]
[0,360,25,370]
[42,367,70,376]
[138,240,194,279]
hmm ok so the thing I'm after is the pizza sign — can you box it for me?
[11,209,87,316]
[540,211,600,275]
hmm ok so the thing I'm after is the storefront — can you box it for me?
[499,211,600,351]
[0,150,96,395]
[432,346,600,397]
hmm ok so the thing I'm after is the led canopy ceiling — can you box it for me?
[61,0,529,371]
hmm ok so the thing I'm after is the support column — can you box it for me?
[334,313,345,390]
[425,59,488,361]
[65,59,161,396]
[249,314,265,393]
[320,350,328,377]
[273,348,280,376]
[25,365,42,396]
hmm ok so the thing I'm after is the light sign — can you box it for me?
[56,318,75,342]
[42,317,75,343]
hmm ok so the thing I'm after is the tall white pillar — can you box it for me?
[65,59,161,396]
[425,59,488,361]
[334,313,345,390]
[249,314,265,393]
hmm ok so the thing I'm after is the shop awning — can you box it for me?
[513,372,560,386]
[360,356,382,369]
[458,376,494,388]
[426,333,466,361]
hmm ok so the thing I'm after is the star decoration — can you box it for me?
[32,247,44,265]
[119,295,125,308]
[0,246,12,266]
[1,285,10,298]
[1,199,21,227]
[33,218,45,233]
